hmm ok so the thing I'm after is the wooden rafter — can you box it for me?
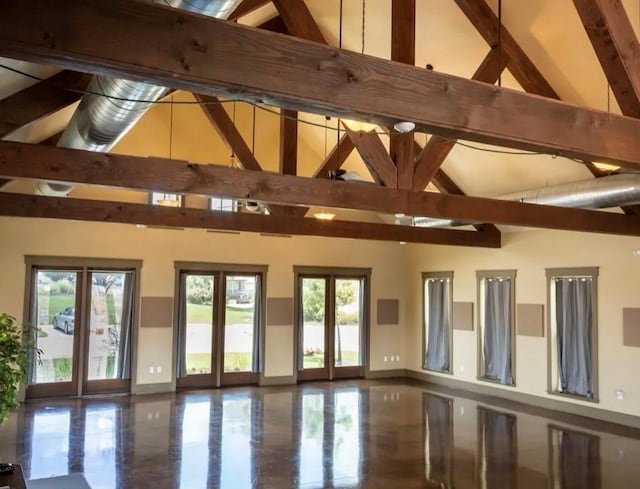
[279,109,298,176]
[3,1,639,168]
[453,0,558,98]
[0,193,500,248]
[195,94,262,172]
[0,70,91,138]
[2,142,640,238]
[228,0,272,21]
[573,0,640,118]
[413,47,504,191]
[456,0,639,215]
[390,0,416,190]
[272,0,326,43]
[344,126,397,188]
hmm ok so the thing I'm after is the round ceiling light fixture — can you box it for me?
[393,121,415,133]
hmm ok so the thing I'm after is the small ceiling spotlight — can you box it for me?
[394,213,406,219]
[393,121,415,133]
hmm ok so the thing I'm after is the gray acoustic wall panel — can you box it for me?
[140,297,173,328]
[623,308,640,347]
[517,304,544,337]
[453,302,473,331]
[377,299,400,325]
[267,297,294,326]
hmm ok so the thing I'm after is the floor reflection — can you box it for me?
[1,381,637,488]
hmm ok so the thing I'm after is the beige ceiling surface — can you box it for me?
[2,0,640,201]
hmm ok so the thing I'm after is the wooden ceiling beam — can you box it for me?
[4,1,640,169]
[2,142,640,237]
[413,47,505,191]
[279,109,298,176]
[272,0,326,44]
[0,70,91,138]
[390,0,416,189]
[344,126,397,188]
[454,0,558,98]
[228,0,272,21]
[412,139,501,236]
[287,133,355,218]
[0,193,499,248]
[573,0,640,118]
[194,94,262,172]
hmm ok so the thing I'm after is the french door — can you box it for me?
[297,271,368,381]
[176,270,263,389]
[26,267,136,399]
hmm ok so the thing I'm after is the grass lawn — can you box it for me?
[303,351,359,369]
[185,352,252,373]
[186,303,254,324]
[47,294,75,323]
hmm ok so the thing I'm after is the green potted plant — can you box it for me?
[0,313,34,424]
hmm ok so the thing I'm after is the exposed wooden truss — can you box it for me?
[2,141,640,237]
[0,70,91,138]
[573,0,640,118]
[3,1,640,168]
[0,193,499,247]
[344,126,397,188]
[229,0,272,22]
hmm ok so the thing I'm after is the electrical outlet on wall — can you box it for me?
[460,365,464,373]
[384,355,388,363]
[157,366,162,374]
[149,366,155,374]
[616,389,625,400]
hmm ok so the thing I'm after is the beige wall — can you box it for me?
[0,216,408,386]
[406,229,640,417]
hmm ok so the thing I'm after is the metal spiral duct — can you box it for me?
[37,0,242,196]
[413,173,640,228]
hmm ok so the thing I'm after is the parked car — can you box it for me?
[52,307,75,334]
[229,290,252,304]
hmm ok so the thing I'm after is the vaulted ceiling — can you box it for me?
[2,0,640,246]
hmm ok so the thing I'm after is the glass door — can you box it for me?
[176,270,262,388]
[83,271,135,394]
[298,275,366,381]
[298,277,329,381]
[221,274,260,385]
[27,267,135,399]
[177,273,217,389]
[27,269,82,398]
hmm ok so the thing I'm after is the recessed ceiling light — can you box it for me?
[313,211,336,221]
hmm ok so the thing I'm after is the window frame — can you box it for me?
[545,267,599,402]
[476,269,517,386]
[422,271,454,374]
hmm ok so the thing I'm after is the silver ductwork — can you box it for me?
[37,0,242,196]
[413,173,640,228]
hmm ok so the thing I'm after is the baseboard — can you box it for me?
[260,375,296,386]
[132,382,174,395]
[366,369,405,379]
[405,369,640,430]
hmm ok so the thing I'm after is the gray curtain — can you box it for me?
[555,278,593,398]
[252,275,262,373]
[117,272,134,379]
[483,278,512,384]
[424,279,450,372]
[176,273,188,378]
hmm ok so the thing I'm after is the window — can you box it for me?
[210,197,240,212]
[150,191,183,207]
[422,272,453,373]
[546,267,598,400]
[477,270,516,386]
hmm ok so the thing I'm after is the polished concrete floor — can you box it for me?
[1,379,639,488]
